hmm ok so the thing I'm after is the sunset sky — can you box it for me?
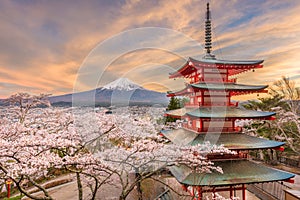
[0,0,300,99]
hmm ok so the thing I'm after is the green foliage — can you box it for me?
[166,96,181,111]
[3,195,23,200]
[165,97,182,123]
[3,195,24,200]
[243,94,288,111]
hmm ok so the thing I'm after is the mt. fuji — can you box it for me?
[102,78,142,91]
[49,78,169,106]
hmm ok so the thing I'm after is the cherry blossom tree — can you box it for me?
[270,107,300,154]
[245,77,300,158]
[0,93,231,200]
[77,108,232,200]
[0,94,106,200]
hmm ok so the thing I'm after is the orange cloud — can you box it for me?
[0,0,299,100]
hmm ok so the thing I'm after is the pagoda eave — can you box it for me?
[186,107,275,119]
[169,160,295,186]
[169,57,264,79]
[187,116,275,121]
[189,57,264,66]
[168,83,268,98]
[165,107,276,120]
[169,59,198,79]
[161,129,285,150]
[190,83,268,90]
[163,113,183,119]
[230,89,268,96]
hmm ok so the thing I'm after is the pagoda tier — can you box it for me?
[161,129,284,150]
[165,107,275,133]
[170,57,263,82]
[167,83,268,104]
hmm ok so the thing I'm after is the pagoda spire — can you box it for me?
[204,2,215,59]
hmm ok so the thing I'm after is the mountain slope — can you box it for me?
[49,78,169,106]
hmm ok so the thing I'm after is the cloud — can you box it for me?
[0,0,299,99]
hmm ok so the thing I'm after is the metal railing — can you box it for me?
[278,156,300,168]
[248,181,291,200]
[154,189,173,200]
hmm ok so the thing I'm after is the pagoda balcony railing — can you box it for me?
[182,124,242,133]
[203,102,227,106]
[184,102,238,107]
[201,127,242,133]
[202,78,236,83]
[188,78,237,84]
[184,103,199,108]
[208,152,248,160]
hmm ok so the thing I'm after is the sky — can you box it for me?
[0,0,300,99]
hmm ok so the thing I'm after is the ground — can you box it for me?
[17,163,300,200]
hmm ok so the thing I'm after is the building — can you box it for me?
[285,189,300,200]
[161,3,295,200]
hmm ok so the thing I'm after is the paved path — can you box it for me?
[16,163,300,200]
[20,175,93,200]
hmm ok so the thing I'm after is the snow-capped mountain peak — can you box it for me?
[102,78,143,91]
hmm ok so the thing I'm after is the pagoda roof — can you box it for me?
[190,57,264,65]
[161,129,285,150]
[187,107,275,119]
[165,107,275,119]
[191,83,268,91]
[167,83,268,97]
[169,160,295,186]
[170,57,263,78]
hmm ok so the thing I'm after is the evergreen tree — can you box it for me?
[165,96,181,123]
[166,96,181,111]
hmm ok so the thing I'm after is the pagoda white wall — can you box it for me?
[203,120,234,132]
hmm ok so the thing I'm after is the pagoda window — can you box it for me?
[190,98,194,104]
[196,120,201,128]
[197,97,202,104]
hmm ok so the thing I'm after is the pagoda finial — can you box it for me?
[204,2,215,59]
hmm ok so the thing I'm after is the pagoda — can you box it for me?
[161,3,295,200]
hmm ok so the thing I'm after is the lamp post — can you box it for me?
[6,179,12,198]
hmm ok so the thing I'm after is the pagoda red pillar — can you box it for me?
[197,186,202,200]
[242,184,246,200]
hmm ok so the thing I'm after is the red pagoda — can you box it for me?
[162,3,295,200]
